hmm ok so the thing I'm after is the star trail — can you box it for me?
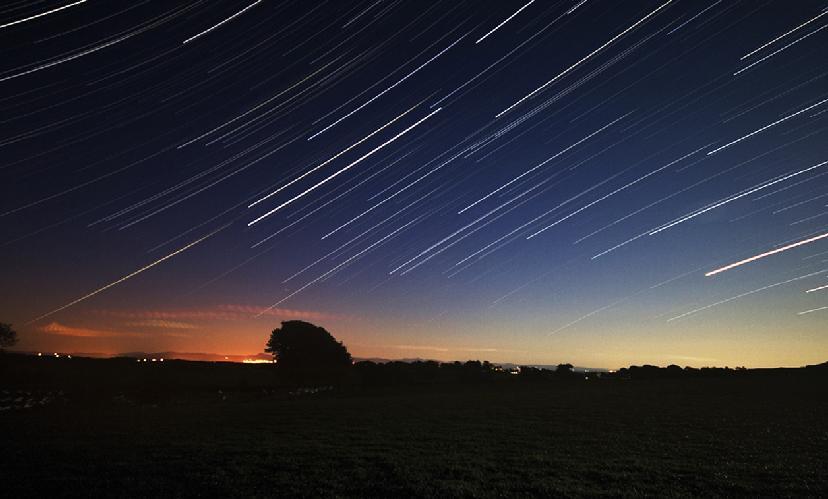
[1,1,826,368]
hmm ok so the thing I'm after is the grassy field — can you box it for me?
[2,359,827,497]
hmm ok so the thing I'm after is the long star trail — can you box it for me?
[182,0,262,45]
[2,1,828,367]
[526,143,710,239]
[176,58,342,148]
[248,101,423,209]
[650,160,828,235]
[548,290,651,336]
[475,0,535,44]
[257,216,425,316]
[495,0,674,118]
[666,1,722,35]
[320,145,472,240]
[0,3,196,83]
[25,224,229,324]
[668,269,828,322]
[740,10,828,60]
[0,0,88,30]
[307,34,466,140]
[458,112,630,214]
[707,97,828,155]
[284,187,438,282]
[733,24,828,76]
[248,107,441,226]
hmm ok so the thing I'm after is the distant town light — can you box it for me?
[37,353,42,357]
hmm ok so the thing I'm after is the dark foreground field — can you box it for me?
[2,357,826,497]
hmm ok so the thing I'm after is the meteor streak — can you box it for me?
[706,232,828,277]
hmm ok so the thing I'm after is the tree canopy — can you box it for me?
[0,323,18,351]
[265,321,351,372]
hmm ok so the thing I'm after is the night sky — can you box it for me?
[2,0,827,368]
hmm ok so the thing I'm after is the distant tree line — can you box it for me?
[261,321,825,386]
[352,360,585,386]
[4,320,823,396]
[611,364,750,380]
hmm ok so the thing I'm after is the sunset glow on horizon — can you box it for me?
[2,1,827,369]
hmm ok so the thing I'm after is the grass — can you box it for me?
[2,360,827,497]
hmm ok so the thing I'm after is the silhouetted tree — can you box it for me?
[265,321,351,380]
[0,323,17,351]
[556,363,574,374]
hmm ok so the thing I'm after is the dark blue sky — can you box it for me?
[1,0,827,367]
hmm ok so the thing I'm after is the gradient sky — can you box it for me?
[1,1,827,368]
